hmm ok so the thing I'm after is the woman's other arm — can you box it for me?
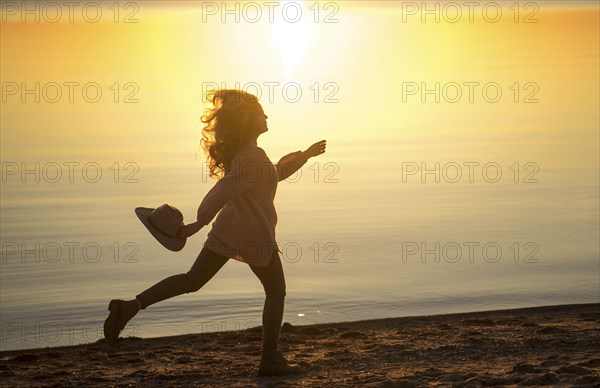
[275,140,327,182]
[196,151,262,226]
[177,220,203,238]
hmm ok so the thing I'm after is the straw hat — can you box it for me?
[135,204,186,251]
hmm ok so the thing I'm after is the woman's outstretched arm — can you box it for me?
[275,140,327,182]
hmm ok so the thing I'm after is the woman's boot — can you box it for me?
[103,299,140,344]
[258,348,303,376]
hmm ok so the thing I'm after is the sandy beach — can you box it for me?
[1,303,598,387]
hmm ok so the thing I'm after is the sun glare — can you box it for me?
[269,2,315,78]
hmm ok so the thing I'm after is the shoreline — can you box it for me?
[1,302,599,386]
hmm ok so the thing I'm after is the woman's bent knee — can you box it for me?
[265,287,286,300]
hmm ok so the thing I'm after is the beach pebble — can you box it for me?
[540,358,563,367]
[126,370,149,377]
[10,354,41,363]
[42,351,62,358]
[379,378,419,387]
[88,376,111,382]
[579,358,600,367]
[339,331,366,339]
[574,374,600,385]
[124,357,144,364]
[521,372,559,386]
[522,321,538,327]
[535,326,568,335]
[281,322,295,333]
[301,327,322,336]
[555,364,590,375]
[465,375,516,386]
[462,318,495,325]
[419,367,443,377]
[523,337,546,347]
[464,377,484,387]
[438,372,464,382]
[511,363,542,373]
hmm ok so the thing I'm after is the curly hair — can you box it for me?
[200,89,262,179]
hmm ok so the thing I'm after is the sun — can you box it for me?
[269,2,315,78]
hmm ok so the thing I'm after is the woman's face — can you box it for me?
[253,104,269,135]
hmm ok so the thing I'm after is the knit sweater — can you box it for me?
[197,142,309,267]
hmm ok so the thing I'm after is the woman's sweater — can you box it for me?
[196,142,309,267]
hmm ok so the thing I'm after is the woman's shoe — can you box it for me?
[103,299,138,345]
[258,349,303,377]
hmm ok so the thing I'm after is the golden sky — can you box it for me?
[1,1,598,169]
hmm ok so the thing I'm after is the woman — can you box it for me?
[103,89,327,377]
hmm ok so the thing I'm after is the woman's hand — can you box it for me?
[304,140,327,158]
[177,221,203,239]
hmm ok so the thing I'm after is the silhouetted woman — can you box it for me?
[103,89,326,376]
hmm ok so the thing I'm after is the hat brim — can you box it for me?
[135,207,186,252]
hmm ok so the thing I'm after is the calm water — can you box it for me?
[1,2,599,351]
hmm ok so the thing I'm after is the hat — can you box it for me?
[135,204,186,252]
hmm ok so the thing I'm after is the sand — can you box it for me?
[1,303,599,387]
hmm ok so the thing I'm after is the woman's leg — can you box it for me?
[136,246,229,310]
[249,249,302,375]
[248,249,286,351]
[104,247,229,344]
